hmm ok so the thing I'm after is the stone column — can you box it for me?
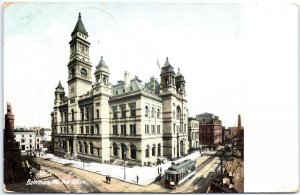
[66,140,70,157]
[73,138,78,158]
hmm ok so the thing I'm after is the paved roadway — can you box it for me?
[171,151,221,193]
[5,151,220,193]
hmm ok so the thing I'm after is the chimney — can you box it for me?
[150,76,155,90]
[124,71,131,88]
[237,114,241,131]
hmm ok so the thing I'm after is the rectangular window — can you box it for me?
[151,125,155,134]
[145,124,149,134]
[21,145,25,151]
[86,126,89,134]
[80,126,84,134]
[37,139,39,142]
[157,125,160,134]
[86,108,90,120]
[30,139,32,143]
[121,107,126,118]
[113,125,118,135]
[91,126,94,135]
[21,139,25,143]
[130,124,136,135]
[81,108,84,121]
[130,106,136,117]
[96,109,99,118]
[121,125,126,135]
[96,124,99,134]
[173,123,176,134]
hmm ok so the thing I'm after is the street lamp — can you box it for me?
[124,151,126,180]
[83,148,85,170]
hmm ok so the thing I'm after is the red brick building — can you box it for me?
[196,112,222,146]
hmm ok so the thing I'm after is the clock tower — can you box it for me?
[67,13,92,98]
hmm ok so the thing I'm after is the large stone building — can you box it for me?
[51,13,189,166]
[196,112,222,146]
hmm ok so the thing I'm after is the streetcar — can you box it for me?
[164,159,196,188]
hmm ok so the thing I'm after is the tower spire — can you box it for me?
[71,12,88,36]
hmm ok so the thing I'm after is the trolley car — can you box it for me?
[164,159,196,188]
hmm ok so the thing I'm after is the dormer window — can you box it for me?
[145,106,149,117]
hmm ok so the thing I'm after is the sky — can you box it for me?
[4,2,245,128]
[2,1,299,192]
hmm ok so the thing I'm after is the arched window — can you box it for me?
[152,144,156,156]
[176,106,181,120]
[158,143,161,157]
[130,106,136,117]
[151,107,155,118]
[145,106,149,117]
[157,109,160,118]
[81,108,84,121]
[84,142,88,154]
[81,68,87,78]
[71,68,75,77]
[113,143,118,156]
[121,106,126,118]
[113,108,118,119]
[130,144,137,159]
[86,107,90,120]
[90,142,93,155]
[121,144,126,160]
[145,145,149,158]
[78,142,82,153]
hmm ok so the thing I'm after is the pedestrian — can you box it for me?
[136,175,139,184]
[160,167,162,174]
[105,175,108,183]
[108,175,111,184]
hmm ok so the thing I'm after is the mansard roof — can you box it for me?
[71,13,88,36]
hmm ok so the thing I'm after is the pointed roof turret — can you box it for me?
[176,68,182,77]
[160,57,175,75]
[163,57,170,67]
[56,81,64,90]
[71,13,88,36]
[97,56,107,67]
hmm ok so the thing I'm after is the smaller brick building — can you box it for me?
[196,112,222,146]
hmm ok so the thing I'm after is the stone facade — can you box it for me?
[51,13,189,166]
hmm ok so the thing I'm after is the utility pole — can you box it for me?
[83,150,85,170]
[124,151,126,180]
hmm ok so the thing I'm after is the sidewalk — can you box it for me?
[40,151,208,186]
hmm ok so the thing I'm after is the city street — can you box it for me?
[5,150,220,193]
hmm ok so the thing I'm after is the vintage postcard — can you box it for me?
[2,1,298,193]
